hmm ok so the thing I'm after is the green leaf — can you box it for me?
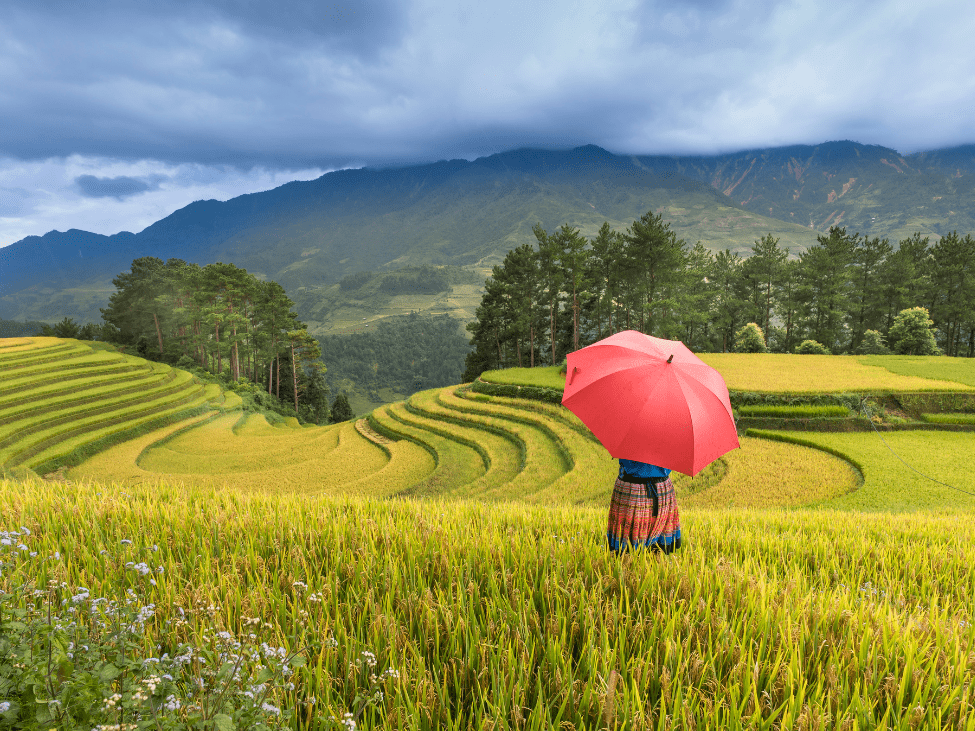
[255,667,274,683]
[98,662,120,682]
[213,712,236,731]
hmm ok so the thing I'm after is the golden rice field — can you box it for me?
[69,383,858,511]
[483,355,975,394]
[0,336,227,474]
[749,430,975,513]
[2,477,974,730]
[4,337,975,729]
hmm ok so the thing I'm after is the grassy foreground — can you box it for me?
[2,476,974,730]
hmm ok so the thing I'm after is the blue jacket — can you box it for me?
[619,458,671,480]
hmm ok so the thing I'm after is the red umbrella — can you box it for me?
[562,330,739,475]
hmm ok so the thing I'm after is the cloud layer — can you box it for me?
[1,0,973,244]
[0,157,326,245]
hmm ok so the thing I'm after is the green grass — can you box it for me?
[920,413,975,425]
[0,350,136,387]
[748,429,975,512]
[0,339,82,365]
[736,404,851,418]
[1,376,209,462]
[22,388,218,472]
[859,355,975,387]
[0,366,176,421]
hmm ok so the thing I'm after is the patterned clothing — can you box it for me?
[606,474,682,554]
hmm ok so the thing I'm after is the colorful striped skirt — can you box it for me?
[607,476,682,554]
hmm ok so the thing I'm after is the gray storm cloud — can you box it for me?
[2,0,975,246]
[74,175,159,199]
[0,0,972,169]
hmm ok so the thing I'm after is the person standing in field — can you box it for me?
[606,457,681,554]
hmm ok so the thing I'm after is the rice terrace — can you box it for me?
[2,335,975,730]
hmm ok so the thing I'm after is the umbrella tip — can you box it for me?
[667,354,674,363]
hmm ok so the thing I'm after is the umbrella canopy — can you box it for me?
[562,330,739,475]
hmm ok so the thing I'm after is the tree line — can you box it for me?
[99,257,330,423]
[464,212,975,379]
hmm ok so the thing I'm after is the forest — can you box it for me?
[464,212,975,380]
[99,257,330,423]
[319,314,471,399]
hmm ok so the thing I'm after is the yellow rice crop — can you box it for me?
[682,436,859,509]
[2,475,972,730]
[380,399,488,493]
[122,415,395,495]
[0,336,42,350]
[405,389,525,496]
[753,430,975,513]
[483,355,975,394]
[700,353,975,392]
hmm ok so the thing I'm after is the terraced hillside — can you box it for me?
[0,337,227,474]
[73,375,858,508]
[73,411,434,496]
[367,386,857,507]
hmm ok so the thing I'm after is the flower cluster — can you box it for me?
[0,527,304,731]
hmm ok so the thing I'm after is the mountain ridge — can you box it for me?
[2,139,974,326]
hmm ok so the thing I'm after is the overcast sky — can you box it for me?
[1,0,973,247]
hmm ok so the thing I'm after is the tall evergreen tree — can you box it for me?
[927,231,975,356]
[878,233,930,334]
[534,224,565,365]
[680,242,716,352]
[848,235,892,351]
[587,222,622,339]
[621,210,687,336]
[554,224,588,352]
[709,250,750,352]
[796,227,858,351]
[741,234,787,335]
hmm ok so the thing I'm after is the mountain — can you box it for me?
[3,141,975,328]
[636,140,975,241]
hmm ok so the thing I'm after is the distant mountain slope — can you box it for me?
[636,140,975,241]
[4,140,975,327]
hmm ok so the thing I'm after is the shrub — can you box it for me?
[734,323,768,353]
[796,339,830,355]
[330,393,355,423]
[857,330,889,355]
[888,307,940,355]
[735,404,851,418]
